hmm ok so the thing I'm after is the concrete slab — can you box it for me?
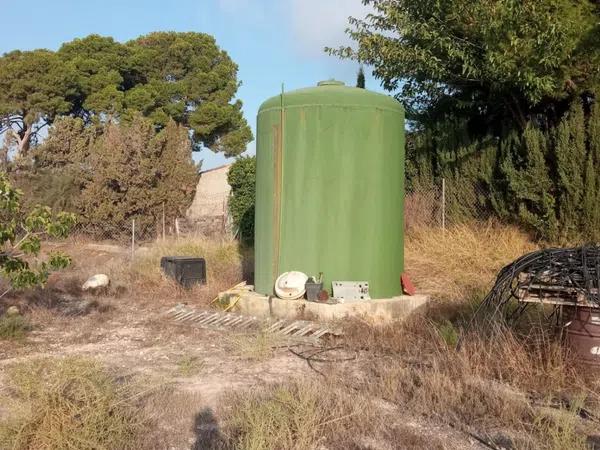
[219,289,430,324]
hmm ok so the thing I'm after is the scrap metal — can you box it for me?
[474,245,600,323]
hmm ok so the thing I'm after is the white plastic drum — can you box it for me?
[274,271,308,300]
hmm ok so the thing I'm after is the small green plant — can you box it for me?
[228,331,281,361]
[0,314,29,340]
[0,357,146,450]
[0,172,75,298]
[176,355,203,377]
[533,396,588,450]
[436,320,459,347]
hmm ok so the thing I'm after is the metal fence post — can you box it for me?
[162,202,166,241]
[441,178,446,231]
[131,219,135,260]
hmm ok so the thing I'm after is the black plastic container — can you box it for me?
[305,281,323,301]
[160,256,207,288]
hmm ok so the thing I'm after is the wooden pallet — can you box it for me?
[517,274,600,309]
[166,304,341,343]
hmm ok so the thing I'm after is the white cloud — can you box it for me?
[289,0,371,57]
[215,0,370,58]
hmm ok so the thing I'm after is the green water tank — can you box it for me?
[254,80,405,299]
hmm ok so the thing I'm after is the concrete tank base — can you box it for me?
[219,289,430,324]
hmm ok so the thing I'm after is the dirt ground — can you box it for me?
[0,242,495,449]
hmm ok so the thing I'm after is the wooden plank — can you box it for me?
[518,296,600,308]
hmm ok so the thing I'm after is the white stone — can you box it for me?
[5,305,19,316]
[82,274,110,291]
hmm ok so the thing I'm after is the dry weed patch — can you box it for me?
[226,331,285,361]
[0,357,147,450]
[0,314,30,340]
[339,315,598,450]
[130,237,250,303]
[220,380,374,450]
[405,222,537,300]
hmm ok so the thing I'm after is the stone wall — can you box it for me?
[186,164,232,234]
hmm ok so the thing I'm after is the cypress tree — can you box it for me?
[356,66,365,89]
[583,103,600,240]
[554,101,586,240]
[503,125,557,239]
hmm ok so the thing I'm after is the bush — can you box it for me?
[227,156,255,244]
[0,172,74,294]
[28,116,199,239]
[409,101,600,242]
[0,358,146,450]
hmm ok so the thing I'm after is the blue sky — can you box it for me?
[0,0,385,170]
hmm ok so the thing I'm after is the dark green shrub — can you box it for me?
[228,156,255,244]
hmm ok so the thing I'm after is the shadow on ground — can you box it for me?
[192,407,227,450]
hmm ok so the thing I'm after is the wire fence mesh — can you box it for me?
[405,179,494,230]
[60,178,495,260]
[62,199,234,260]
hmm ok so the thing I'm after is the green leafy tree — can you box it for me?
[125,32,252,155]
[332,0,600,242]
[0,50,77,158]
[227,156,256,244]
[331,0,600,128]
[0,173,75,298]
[57,35,131,119]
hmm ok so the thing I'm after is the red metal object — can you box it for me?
[317,289,329,303]
[401,273,416,296]
[566,307,600,366]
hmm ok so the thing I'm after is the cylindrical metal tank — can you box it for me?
[254,80,405,299]
[566,307,600,366]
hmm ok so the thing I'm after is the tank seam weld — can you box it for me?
[259,104,404,115]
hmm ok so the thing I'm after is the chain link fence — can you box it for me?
[60,179,494,260]
[63,200,234,260]
[405,179,493,230]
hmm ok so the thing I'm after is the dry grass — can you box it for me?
[299,222,600,449]
[129,237,251,304]
[405,221,538,300]
[176,354,204,377]
[226,332,285,361]
[0,357,147,450]
[0,314,30,340]
[4,223,595,449]
[219,380,374,450]
[335,308,599,449]
[216,377,452,450]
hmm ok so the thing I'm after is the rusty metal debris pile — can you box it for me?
[475,245,600,322]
